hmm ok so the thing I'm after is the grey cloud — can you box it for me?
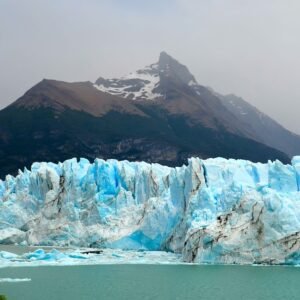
[0,0,299,133]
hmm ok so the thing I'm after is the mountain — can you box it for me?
[13,79,146,117]
[1,156,300,265]
[0,52,291,178]
[95,52,254,135]
[218,93,300,157]
[95,51,197,101]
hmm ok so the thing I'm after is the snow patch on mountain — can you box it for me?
[94,52,204,101]
[94,63,163,100]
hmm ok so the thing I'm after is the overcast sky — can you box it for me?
[1,0,300,133]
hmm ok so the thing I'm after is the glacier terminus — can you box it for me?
[1,156,300,265]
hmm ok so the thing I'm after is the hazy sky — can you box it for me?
[1,0,300,133]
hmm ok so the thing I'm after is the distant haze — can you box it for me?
[1,0,300,133]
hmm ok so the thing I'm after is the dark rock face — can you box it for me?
[0,52,293,178]
[158,51,197,86]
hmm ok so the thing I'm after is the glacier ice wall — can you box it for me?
[1,157,300,265]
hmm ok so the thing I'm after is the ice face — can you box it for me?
[1,156,300,265]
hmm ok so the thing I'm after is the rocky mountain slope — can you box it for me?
[219,93,300,157]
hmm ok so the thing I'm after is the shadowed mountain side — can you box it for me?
[0,103,289,178]
[219,94,300,157]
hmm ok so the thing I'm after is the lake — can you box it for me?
[0,264,300,300]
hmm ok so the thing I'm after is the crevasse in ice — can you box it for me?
[1,156,300,265]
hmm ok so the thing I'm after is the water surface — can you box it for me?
[0,264,299,300]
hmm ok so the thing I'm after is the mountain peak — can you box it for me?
[94,52,198,100]
[158,51,176,67]
[157,52,197,86]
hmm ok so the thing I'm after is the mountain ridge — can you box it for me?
[218,93,300,157]
[13,79,147,117]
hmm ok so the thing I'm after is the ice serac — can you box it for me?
[1,157,300,265]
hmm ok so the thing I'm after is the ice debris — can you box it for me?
[0,278,31,283]
[0,248,181,267]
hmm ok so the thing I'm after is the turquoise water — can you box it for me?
[0,264,300,300]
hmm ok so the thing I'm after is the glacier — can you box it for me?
[1,156,300,265]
